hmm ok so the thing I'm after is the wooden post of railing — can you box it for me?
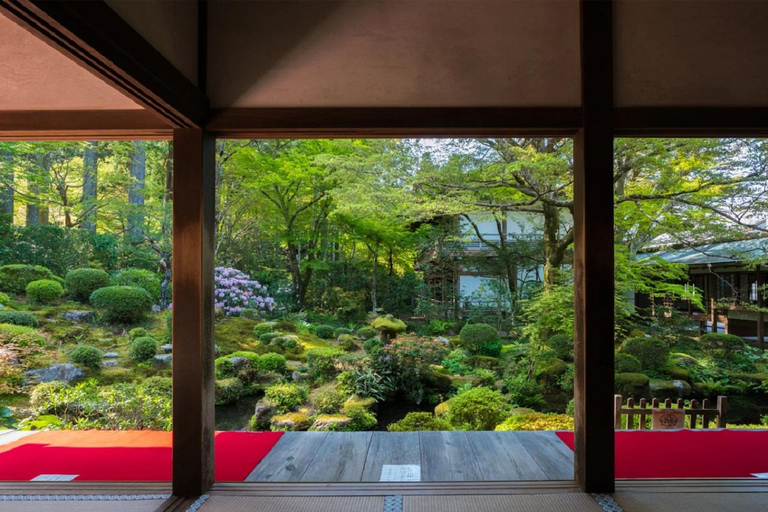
[717,396,728,428]
[710,298,717,333]
[614,395,622,429]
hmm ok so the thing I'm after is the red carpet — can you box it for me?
[556,429,768,478]
[0,430,282,481]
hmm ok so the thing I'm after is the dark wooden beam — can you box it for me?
[207,107,583,138]
[573,0,615,493]
[615,107,768,137]
[0,0,208,128]
[172,128,215,496]
[0,110,171,140]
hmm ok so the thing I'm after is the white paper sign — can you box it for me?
[751,472,768,479]
[31,474,78,481]
[380,464,421,482]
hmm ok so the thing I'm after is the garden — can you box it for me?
[1,138,768,436]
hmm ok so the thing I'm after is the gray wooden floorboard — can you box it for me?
[300,432,373,482]
[419,431,485,482]
[246,431,328,482]
[361,431,421,481]
[466,431,549,481]
[514,431,574,480]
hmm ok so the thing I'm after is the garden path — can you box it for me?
[246,431,573,482]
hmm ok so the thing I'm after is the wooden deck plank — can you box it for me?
[361,431,421,482]
[245,431,327,482]
[300,432,373,482]
[514,431,574,480]
[468,431,549,481]
[419,431,484,482]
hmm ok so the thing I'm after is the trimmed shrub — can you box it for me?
[69,344,103,369]
[306,348,343,380]
[259,332,281,344]
[338,334,358,352]
[274,335,299,351]
[700,333,745,356]
[142,376,173,395]
[346,406,377,431]
[546,334,573,361]
[388,412,452,432]
[363,338,383,354]
[129,336,157,363]
[264,383,308,413]
[356,326,378,340]
[459,323,501,356]
[90,286,153,323]
[310,387,346,414]
[334,327,353,337]
[0,324,45,347]
[442,349,471,375]
[65,268,110,302]
[615,353,642,374]
[0,311,38,327]
[0,264,56,294]
[615,372,650,399]
[495,413,574,431]
[446,386,509,431]
[25,279,63,304]
[315,324,335,339]
[620,336,669,370]
[215,378,245,405]
[253,322,277,337]
[113,268,161,302]
[0,292,9,306]
[128,327,148,340]
[259,352,287,373]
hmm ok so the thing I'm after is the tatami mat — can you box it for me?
[197,495,385,512]
[615,491,768,512]
[0,500,166,512]
[403,493,604,512]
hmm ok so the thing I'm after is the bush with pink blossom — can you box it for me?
[214,267,275,316]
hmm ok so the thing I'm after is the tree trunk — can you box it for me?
[0,151,12,224]
[128,141,146,241]
[164,142,174,206]
[82,141,98,231]
[543,203,562,287]
[25,176,40,227]
[371,249,378,313]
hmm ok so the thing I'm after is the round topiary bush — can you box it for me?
[446,386,509,431]
[310,387,346,414]
[129,336,158,363]
[0,311,39,327]
[112,268,161,302]
[65,268,111,302]
[315,325,335,339]
[363,338,383,354]
[620,336,669,370]
[25,279,63,304]
[128,327,148,340]
[699,333,745,356]
[0,292,9,306]
[69,344,104,369]
[264,383,308,413]
[90,286,153,323]
[334,327,353,337]
[259,332,281,344]
[356,326,378,340]
[0,264,56,294]
[615,353,642,373]
[306,348,343,380]
[546,334,573,361]
[259,352,287,373]
[387,412,452,432]
[458,323,500,356]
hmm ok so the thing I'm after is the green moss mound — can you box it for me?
[615,372,650,399]
[620,336,669,370]
[615,353,642,373]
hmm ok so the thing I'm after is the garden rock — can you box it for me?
[102,360,119,367]
[252,400,276,429]
[103,352,119,358]
[310,414,352,431]
[25,363,84,384]
[0,347,19,365]
[61,310,95,323]
[650,379,691,399]
[270,412,311,431]
[228,356,251,373]
[160,344,173,353]
[153,354,173,369]
[615,372,650,399]
[436,336,450,345]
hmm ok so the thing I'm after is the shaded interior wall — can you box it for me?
[614,0,768,106]
[106,0,199,86]
[207,0,581,108]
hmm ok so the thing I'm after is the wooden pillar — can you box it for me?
[573,0,615,493]
[172,129,216,496]
[758,267,765,350]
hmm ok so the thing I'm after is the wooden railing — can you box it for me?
[614,395,727,430]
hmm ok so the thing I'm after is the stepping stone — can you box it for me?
[160,344,172,353]
[103,352,119,358]
[102,360,119,367]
